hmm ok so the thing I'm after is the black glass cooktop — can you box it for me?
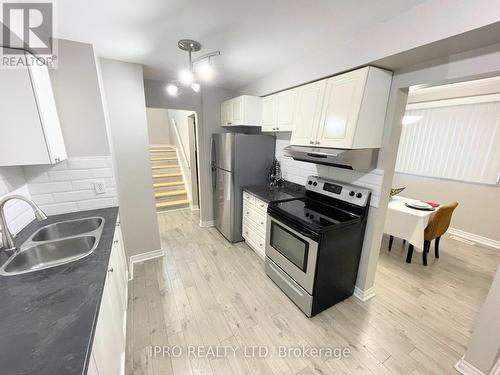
[269,197,360,232]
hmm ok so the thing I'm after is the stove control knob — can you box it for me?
[313,182,318,186]
[356,193,363,198]
[349,191,355,197]
[305,213,309,217]
[308,181,312,185]
[310,214,314,219]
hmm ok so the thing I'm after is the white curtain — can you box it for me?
[396,101,500,185]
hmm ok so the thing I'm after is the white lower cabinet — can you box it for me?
[90,221,128,375]
[242,191,268,259]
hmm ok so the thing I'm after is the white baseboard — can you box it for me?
[455,356,485,375]
[128,249,165,280]
[447,227,500,250]
[199,220,215,228]
[353,286,376,302]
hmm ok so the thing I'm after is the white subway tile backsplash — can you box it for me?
[25,156,118,215]
[71,179,95,190]
[91,168,113,178]
[53,190,96,203]
[40,202,79,215]
[77,198,115,211]
[48,169,92,181]
[68,158,110,169]
[1,157,118,244]
[29,181,73,195]
[30,194,54,205]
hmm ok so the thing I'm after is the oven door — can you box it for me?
[265,215,318,294]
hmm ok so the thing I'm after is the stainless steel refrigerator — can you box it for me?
[211,133,275,242]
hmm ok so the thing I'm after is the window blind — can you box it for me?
[396,101,500,185]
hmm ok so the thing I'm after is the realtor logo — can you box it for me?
[1,0,57,67]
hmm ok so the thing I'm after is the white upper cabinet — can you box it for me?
[220,95,262,126]
[0,48,67,166]
[261,95,277,132]
[290,66,392,149]
[290,80,327,146]
[261,88,298,132]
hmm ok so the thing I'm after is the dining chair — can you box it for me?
[421,201,459,266]
[388,201,458,266]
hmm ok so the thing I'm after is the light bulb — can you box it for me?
[179,68,194,85]
[166,84,178,96]
[191,83,200,93]
[197,61,215,81]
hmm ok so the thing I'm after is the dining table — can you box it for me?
[384,196,439,252]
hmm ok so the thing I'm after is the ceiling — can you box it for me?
[56,0,429,89]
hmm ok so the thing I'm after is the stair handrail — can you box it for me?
[170,118,190,169]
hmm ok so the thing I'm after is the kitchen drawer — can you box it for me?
[243,205,267,231]
[243,191,256,204]
[254,197,268,212]
[245,230,266,259]
[243,217,265,239]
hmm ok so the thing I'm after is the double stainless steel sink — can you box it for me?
[0,217,105,276]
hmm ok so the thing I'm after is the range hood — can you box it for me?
[283,145,378,172]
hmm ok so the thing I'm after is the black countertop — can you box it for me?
[0,207,119,375]
[244,180,305,203]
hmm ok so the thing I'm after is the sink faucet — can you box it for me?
[0,195,47,251]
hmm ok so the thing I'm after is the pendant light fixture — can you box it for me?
[165,39,220,96]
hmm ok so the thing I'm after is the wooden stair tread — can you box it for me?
[151,164,179,169]
[150,149,175,153]
[153,181,184,188]
[155,190,186,198]
[151,157,177,161]
[152,173,182,178]
[156,199,189,208]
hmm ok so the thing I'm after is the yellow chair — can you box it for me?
[421,201,459,266]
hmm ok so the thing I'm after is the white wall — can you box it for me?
[99,59,161,257]
[146,108,171,145]
[49,39,110,157]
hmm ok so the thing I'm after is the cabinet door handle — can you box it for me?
[114,240,118,244]
[107,267,114,273]
[260,222,264,225]
[309,140,314,144]
[246,211,249,215]
[316,141,320,145]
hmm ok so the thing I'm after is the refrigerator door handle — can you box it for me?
[210,137,216,171]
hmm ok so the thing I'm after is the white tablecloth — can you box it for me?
[384,196,437,252]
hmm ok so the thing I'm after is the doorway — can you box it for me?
[145,108,201,213]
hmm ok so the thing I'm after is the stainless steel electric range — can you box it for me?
[265,176,371,317]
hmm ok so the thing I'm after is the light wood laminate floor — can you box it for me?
[126,209,499,375]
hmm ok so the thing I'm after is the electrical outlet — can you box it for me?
[94,180,106,195]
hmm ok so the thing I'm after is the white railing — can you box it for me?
[170,119,190,170]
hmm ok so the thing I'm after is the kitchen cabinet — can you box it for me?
[90,222,128,375]
[0,48,67,166]
[290,66,392,148]
[220,95,262,126]
[261,88,298,132]
[242,190,268,258]
[290,80,327,145]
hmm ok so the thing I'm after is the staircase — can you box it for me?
[150,146,189,212]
